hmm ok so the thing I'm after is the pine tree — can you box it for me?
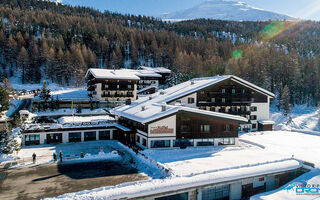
[0,86,9,112]
[280,85,292,116]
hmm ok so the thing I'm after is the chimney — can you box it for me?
[149,96,152,100]
[141,105,146,111]
[161,104,166,112]
[160,90,165,95]
[191,80,195,85]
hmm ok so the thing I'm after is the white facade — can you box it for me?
[135,114,239,149]
[22,128,116,145]
[168,93,197,108]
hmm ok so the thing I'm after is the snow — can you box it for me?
[86,68,140,80]
[241,131,320,167]
[11,141,123,167]
[159,0,296,21]
[139,66,171,74]
[34,88,89,100]
[270,104,319,133]
[251,169,320,200]
[258,120,275,125]
[9,77,81,91]
[57,115,115,125]
[47,159,301,200]
[35,108,108,117]
[45,130,320,199]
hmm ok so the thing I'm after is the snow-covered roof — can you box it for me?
[137,85,157,94]
[57,115,115,125]
[114,75,256,124]
[134,69,162,78]
[139,66,171,74]
[86,68,140,80]
[258,120,275,125]
[86,68,163,80]
[49,158,302,200]
[19,110,30,115]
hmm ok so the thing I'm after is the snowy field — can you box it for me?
[142,142,289,177]
[270,105,319,133]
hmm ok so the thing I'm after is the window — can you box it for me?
[188,97,195,104]
[211,98,215,103]
[252,123,257,129]
[173,139,194,147]
[25,134,40,145]
[259,177,265,181]
[69,132,81,142]
[181,125,190,133]
[250,115,257,120]
[136,135,140,143]
[84,131,96,141]
[218,138,235,145]
[155,192,188,200]
[250,106,257,112]
[201,125,210,132]
[222,98,225,103]
[142,138,147,147]
[128,85,132,89]
[222,89,226,93]
[99,131,110,140]
[251,98,255,102]
[151,140,170,148]
[202,185,230,200]
[224,124,232,131]
[117,84,120,89]
[232,89,235,94]
[197,138,214,146]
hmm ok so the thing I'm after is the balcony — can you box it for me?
[198,101,251,106]
[101,93,134,98]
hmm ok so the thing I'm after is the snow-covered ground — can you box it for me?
[270,104,319,133]
[46,130,320,199]
[9,77,84,91]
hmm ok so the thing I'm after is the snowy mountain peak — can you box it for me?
[160,0,296,22]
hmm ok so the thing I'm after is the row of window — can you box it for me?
[138,138,236,148]
[181,124,234,133]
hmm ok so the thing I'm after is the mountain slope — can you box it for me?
[160,0,296,21]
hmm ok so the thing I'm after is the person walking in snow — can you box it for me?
[53,153,57,162]
[32,153,36,164]
[59,151,63,163]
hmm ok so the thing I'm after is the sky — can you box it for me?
[63,0,320,21]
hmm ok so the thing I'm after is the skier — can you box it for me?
[53,153,57,162]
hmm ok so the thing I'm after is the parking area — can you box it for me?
[0,141,150,200]
[0,161,149,200]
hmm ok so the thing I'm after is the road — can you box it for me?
[7,98,32,118]
[0,161,149,200]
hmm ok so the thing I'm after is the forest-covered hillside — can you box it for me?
[0,0,319,106]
